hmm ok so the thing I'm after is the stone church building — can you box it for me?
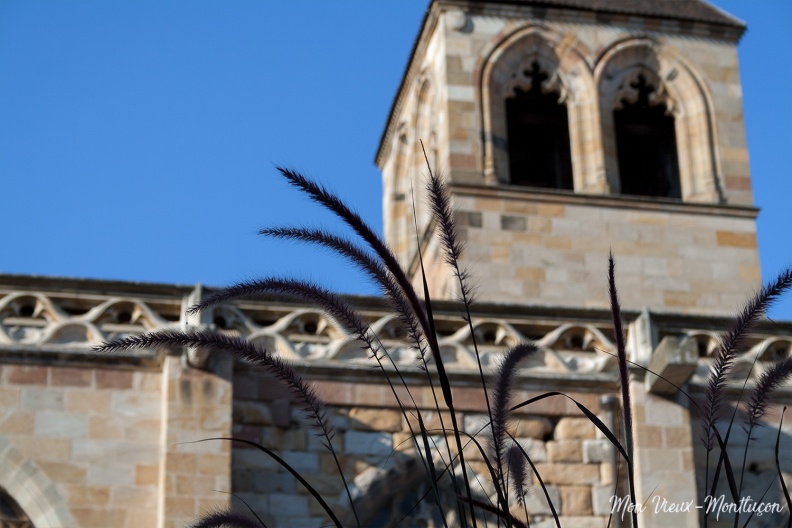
[1,0,790,527]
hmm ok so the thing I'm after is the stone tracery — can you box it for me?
[480,26,602,192]
[596,38,721,202]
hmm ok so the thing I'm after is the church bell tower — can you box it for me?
[376,0,758,316]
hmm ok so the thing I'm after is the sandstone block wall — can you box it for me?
[0,364,161,528]
[630,383,699,528]
[435,187,760,314]
[232,363,619,527]
[0,356,232,528]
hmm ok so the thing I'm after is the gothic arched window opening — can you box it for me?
[505,61,574,190]
[614,73,681,199]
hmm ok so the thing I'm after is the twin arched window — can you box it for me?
[504,62,681,199]
[482,33,716,203]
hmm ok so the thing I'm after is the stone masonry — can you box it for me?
[377,0,760,315]
[232,364,617,527]
[2,1,791,527]
[2,275,791,526]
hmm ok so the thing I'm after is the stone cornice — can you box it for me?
[2,275,789,390]
[450,182,760,218]
[438,0,744,40]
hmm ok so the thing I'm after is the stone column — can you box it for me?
[630,381,698,528]
[157,353,233,528]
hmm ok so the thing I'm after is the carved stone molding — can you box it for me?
[611,68,674,115]
[505,58,570,104]
[1,277,789,390]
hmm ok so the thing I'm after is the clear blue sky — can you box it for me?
[1,1,790,319]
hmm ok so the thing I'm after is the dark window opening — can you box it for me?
[614,74,681,199]
[505,62,573,190]
[0,489,33,528]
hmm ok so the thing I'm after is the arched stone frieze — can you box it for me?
[595,38,722,203]
[684,331,720,358]
[479,26,601,191]
[754,337,792,363]
[0,292,171,348]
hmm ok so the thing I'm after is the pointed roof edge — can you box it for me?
[374,0,746,168]
[700,0,747,29]
[374,2,435,169]
[474,0,746,30]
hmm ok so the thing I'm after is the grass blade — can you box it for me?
[512,392,630,463]
[189,510,264,528]
[259,227,428,355]
[608,253,637,528]
[702,267,792,452]
[491,344,538,490]
[508,432,561,528]
[195,438,342,528]
[210,491,268,528]
[457,496,527,528]
[775,407,792,528]
[607,255,633,454]
[276,167,434,347]
[410,175,475,527]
